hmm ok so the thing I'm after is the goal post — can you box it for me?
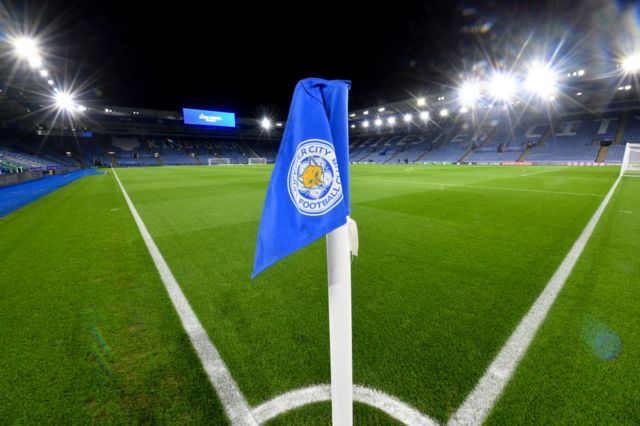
[208,158,231,165]
[621,143,640,177]
[248,157,267,165]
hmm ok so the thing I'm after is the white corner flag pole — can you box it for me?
[326,218,354,426]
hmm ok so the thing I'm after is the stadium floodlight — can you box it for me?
[28,55,43,68]
[416,97,426,106]
[403,113,412,123]
[12,37,39,60]
[363,110,369,115]
[350,124,356,129]
[625,85,632,91]
[349,113,356,117]
[387,116,396,125]
[378,107,385,112]
[525,62,557,98]
[459,81,481,105]
[276,122,283,127]
[489,72,516,101]
[260,117,272,130]
[362,120,370,128]
[47,79,54,85]
[460,106,469,113]
[439,108,449,117]
[577,69,585,76]
[39,69,48,77]
[419,111,430,121]
[54,91,75,111]
[622,54,640,73]
[76,104,87,112]
[374,118,383,126]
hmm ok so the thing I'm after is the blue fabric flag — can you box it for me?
[252,78,351,278]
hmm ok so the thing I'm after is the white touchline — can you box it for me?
[112,169,258,426]
[448,175,622,426]
[113,168,435,425]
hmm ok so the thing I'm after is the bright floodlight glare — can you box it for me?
[439,108,449,117]
[416,97,426,106]
[460,106,469,113]
[362,120,370,128]
[12,37,38,59]
[623,54,640,73]
[28,55,43,68]
[459,81,481,105]
[47,79,54,85]
[363,110,369,115]
[403,113,412,122]
[260,118,272,129]
[378,107,385,112]
[374,118,383,126]
[419,111,429,120]
[350,124,356,128]
[387,116,396,125]
[76,105,87,112]
[489,72,516,101]
[54,91,74,111]
[39,69,48,77]
[525,63,557,98]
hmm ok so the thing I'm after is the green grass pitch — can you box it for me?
[1,164,638,424]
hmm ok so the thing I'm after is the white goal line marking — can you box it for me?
[448,174,622,426]
[112,169,258,426]
[355,177,606,198]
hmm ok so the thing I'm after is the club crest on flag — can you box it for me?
[288,139,343,216]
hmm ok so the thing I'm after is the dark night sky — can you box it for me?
[5,0,629,118]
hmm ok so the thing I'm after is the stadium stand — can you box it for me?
[422,121,494,162]
[525,114,617,163]
[622,113,640,144]
[2,110,638,169]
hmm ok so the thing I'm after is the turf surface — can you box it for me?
[1,164,638,424]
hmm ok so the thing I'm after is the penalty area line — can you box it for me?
[355,177,606,198]
[112,168,258,426]
[448,175,622,426]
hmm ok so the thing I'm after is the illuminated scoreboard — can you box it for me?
[182,108,236,128]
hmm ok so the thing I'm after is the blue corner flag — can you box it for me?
[252,78,351,278]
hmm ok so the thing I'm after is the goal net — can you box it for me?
[208,158,231,165]
[621,143,640,177]
[248,157,267,165]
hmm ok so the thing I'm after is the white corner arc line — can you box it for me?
[448,175,622,426]
[112,169,258,426]
[252,384,439,426]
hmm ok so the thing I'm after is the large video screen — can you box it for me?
[182,108,236,128]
